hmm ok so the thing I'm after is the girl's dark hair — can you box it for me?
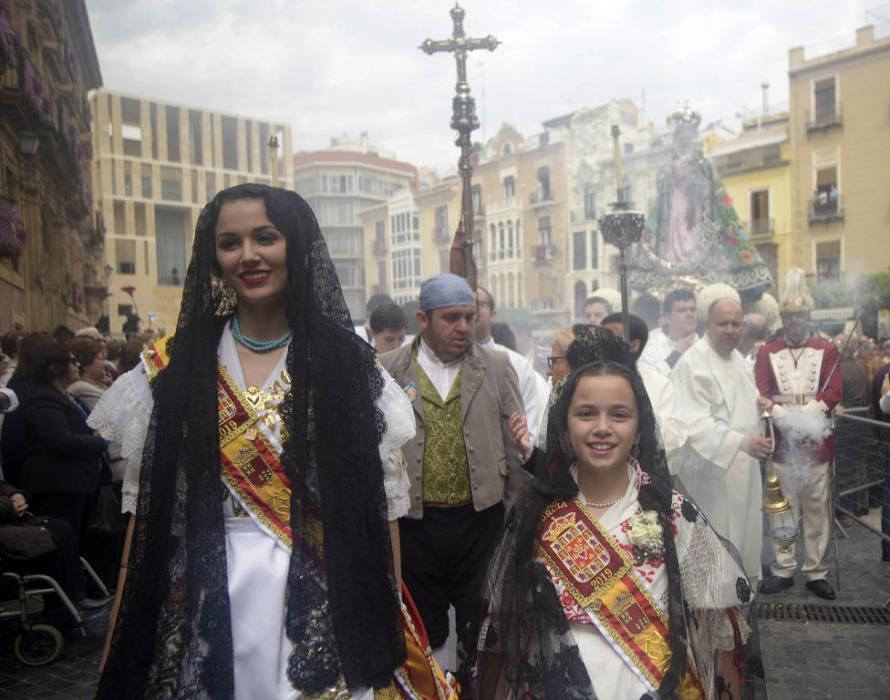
[22,341,71,385]
[100,184,404,697]
[566,323,635,370]
[496,360,688,698]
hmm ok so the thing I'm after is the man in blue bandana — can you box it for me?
[379,273,525,673]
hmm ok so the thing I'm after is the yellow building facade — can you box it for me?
[787,25,890,283]
[709,112,793,292]
[92,90,292,336]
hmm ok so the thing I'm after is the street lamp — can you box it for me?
[598,125,645,343]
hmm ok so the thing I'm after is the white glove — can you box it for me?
[770,403,787,420]
[801,400,829,415]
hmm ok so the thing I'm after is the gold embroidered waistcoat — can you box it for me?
[416,364,471,506]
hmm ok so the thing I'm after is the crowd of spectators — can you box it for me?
[0,323,155,624]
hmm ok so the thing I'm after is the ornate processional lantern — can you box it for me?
[598,125,645,343]
[420,4,499,289]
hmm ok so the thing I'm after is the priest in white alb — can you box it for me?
[671,297,771,580]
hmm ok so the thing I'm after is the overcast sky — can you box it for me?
[84,0,884,173]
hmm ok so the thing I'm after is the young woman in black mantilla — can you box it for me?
[89,184,456,699]
[476,359,759,699]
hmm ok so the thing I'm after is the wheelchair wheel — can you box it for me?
[14,624,63,666]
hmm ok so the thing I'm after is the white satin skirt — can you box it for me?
[225,516,374,700]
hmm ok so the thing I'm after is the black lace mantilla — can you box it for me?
[98,185,404,698]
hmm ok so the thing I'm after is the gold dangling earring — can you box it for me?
[212,276,237,317]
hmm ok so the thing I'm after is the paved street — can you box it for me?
[1,518,889,699]
[758,512,890,700]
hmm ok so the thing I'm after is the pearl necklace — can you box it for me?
[231,316,292,353]
[587,497,620,509]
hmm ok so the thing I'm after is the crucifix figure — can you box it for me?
[420,4,499,288]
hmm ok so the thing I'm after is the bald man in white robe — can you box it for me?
[671,298,771,579]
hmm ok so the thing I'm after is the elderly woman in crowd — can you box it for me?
[68,336,112,414]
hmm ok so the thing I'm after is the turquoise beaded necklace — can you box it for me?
[231,316,292,353]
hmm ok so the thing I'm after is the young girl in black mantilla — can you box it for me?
[476,361,755,699]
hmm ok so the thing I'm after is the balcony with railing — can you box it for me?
[806,106,843,134]
[748,218,774,236]
[529,191,553,207]
[533,243,558,266]
[808,194,844,224]
[487,197,519,215]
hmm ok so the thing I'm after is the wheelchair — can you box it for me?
[0,550,110,667]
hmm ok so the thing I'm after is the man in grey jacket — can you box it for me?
[379,273,524,669]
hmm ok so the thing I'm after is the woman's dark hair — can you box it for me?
[100,184,404,697]
[70,337,104,374]
[22,342,71,385]
[495,361,688,698]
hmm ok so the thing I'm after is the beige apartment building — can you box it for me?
[91,90,292,335]
[473,125,569,324]
[293,138,416,319]
[787,25,890,283]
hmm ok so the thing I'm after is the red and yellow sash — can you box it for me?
[144,336,301,550]
[536,499,704,698]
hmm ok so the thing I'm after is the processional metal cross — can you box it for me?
[420,4,499,289]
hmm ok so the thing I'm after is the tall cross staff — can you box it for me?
[420,4,499,288]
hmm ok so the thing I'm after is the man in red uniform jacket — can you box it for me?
[755,268,842,600]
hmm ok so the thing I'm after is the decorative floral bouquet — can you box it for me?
[627,510,664,564]
[0,199,27,257]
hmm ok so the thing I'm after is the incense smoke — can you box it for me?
[773,408,832,492]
